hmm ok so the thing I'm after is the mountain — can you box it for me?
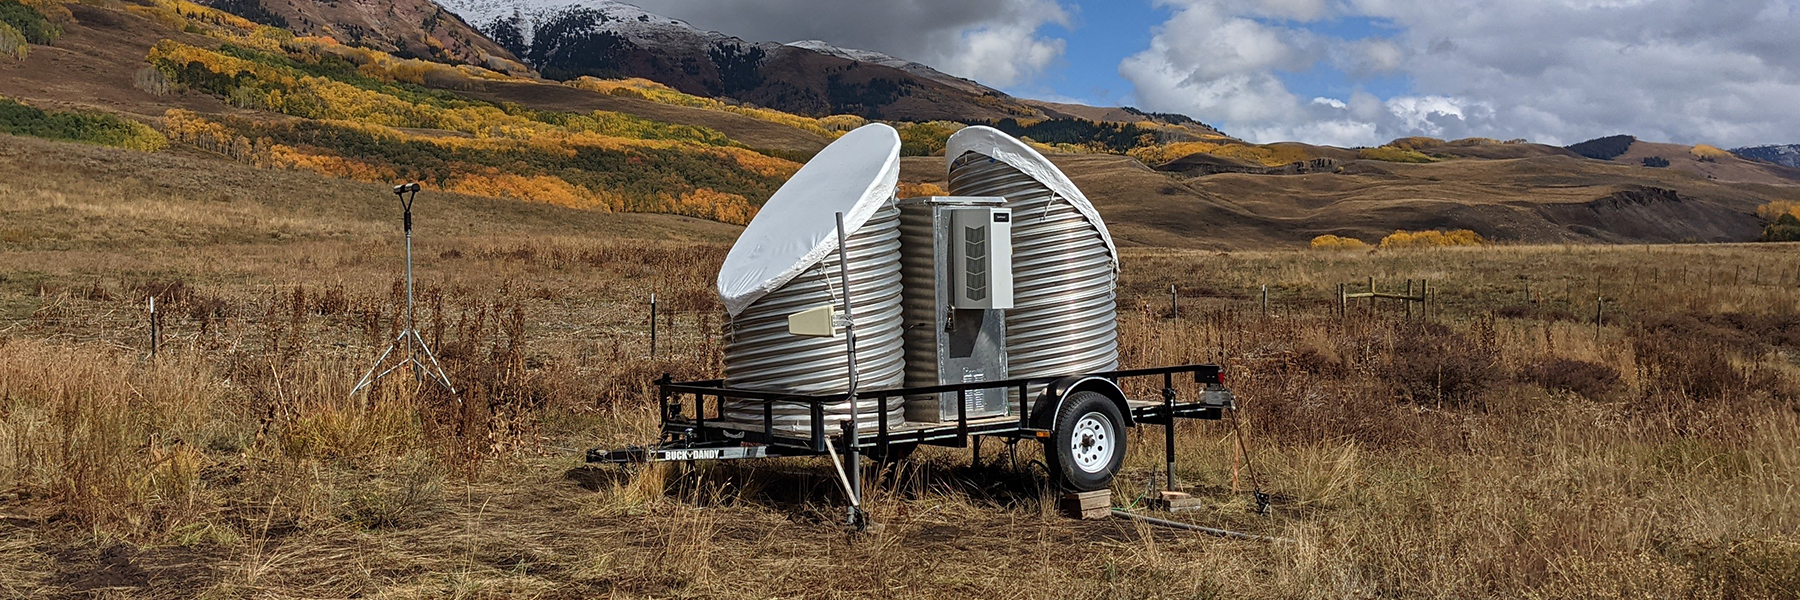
[200,0,523,70]
[432,0,1213,133]
[1733,144,1800,170]
[434,0,1045,121]
[782,39,991,96]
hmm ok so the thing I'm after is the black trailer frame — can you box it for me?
[588,363,1233,470]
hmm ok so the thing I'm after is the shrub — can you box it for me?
[1567,134,1635,160]
[1763,213,1800,242]
[1758,200,1800,221]
[895,120,964,156]
[1357,146,1436,163]
[0,97,168,151]
[1127,140,1310,167]
[1378,229,1487,248]
[147,39,803,224]
[1759,202,1800,242]
[1642,156,1670,168]
[1309,234,1368,250]
[1519,357,1620,399]
[205,0,287,28]
[1628,314,1786,402]
[1384,136,1443,151]
[977,117,1159,154]
[897,181,947,198]
[0,0,58,45]
[0,21,24,59]
[1388,321,1502,408]
[1691,143,1732,162]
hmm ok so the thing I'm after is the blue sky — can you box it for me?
[1024,1,1156,106]
[1029,3,1407,109]
[625,0,1800,148]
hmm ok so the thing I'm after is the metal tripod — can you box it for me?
[351,183,456,397]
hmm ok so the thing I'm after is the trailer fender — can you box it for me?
[1030,376,1133,431]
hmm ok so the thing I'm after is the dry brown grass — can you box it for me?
[2,134,1799,598]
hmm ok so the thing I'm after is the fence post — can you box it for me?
[1338,283,1347,318]
[649,293,658,359]
[1405,279,1414,319]
[1260,284,1268,318]
[1367,276,1375,314]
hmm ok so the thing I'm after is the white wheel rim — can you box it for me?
[1069,412,1114,474]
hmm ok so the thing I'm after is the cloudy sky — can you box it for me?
[619,0,1799,148]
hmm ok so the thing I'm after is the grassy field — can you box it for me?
[2,134,1799,599]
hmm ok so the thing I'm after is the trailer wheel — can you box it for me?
[1045,391,1125,492]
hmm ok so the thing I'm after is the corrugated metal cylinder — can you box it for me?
[947,152,1119,391]
[720,203,907,432]
[897,201,940,407]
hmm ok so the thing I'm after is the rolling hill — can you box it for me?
[902,150,1786,249]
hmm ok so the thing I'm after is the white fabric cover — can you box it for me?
[944,126,1119,271]
[717,123,902,316]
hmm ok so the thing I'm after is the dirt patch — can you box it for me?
[49,543,222,597]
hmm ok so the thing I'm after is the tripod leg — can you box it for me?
[409,329,458,396]
[372,361,409,385]
[350,337,404,397]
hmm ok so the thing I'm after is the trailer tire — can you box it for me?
[1044,391,1125,492]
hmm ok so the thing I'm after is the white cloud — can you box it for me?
[1122,0,1800,147]
[947,23,1068,87]
[625,0,1071,88]
[1117,2,1315,130]
[1338,38,1404,75]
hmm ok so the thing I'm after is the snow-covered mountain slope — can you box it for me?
[439,0,735,50]
[433,0,1040,121]
[1733,144,1800,170]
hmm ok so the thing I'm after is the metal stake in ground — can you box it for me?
[351,183,456,399]
[833,211,865,530]
[148,296,160,358]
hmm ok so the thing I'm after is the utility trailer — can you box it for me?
[589,364,1234,494]
[587,124,1246,525]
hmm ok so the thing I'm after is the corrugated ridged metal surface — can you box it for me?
[720,203,906,432]
[896,202,939,414]
[947,152,1118,387]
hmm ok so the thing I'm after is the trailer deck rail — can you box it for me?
[589,363,1232,464]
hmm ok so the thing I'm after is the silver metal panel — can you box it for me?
[898,197,1010,422]
[951,207,1014,309]
[720,202,906,432]
[947,153,1119,407]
